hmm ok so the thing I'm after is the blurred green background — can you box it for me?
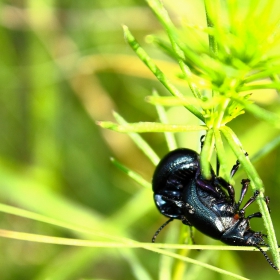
[0,0,280,279]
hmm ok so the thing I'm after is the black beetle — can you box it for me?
[152,147,278,270]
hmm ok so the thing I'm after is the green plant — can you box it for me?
[98,0,280,278]
[1,1,280,279]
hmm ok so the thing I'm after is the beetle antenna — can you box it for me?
[152,218,174,243]
[255,244,279,271]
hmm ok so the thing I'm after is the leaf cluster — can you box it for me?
[98,0,280,275]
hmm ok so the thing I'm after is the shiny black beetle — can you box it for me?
[152,148,278,270]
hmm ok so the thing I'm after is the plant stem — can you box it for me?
[123,25,204,122]
[221,126,280,271]
[204,0,219,55]
[200,129,214,179]
[214,97,231,128]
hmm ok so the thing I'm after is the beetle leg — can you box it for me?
[196,176,219,195]
[195,166,216,193]
[238,190,259,216]
[181,216,192,226]
[200,135,205,150]
[189,226,196,245]
[247,212,262,220]
[215,176,235,203]
[216,157,220,176]
[181,218,196,244]
[230,152,249,177]
[189,226,195,244]
[230,159,240,177]
[236,179,250,208]
[265,196,271,213]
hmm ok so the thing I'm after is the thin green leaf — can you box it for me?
[121,249,153,280]
[1,227,278,251]
[112,112,160,165]
[145,1,207,99]
[204,0,219,55]
[221,126,280,270]
[147,36,177,60]
[110,158,151,189]
[153,90,177,151]
[240,82,280,91]
[244,64,280,83]
[0,229,250,280]
[97,120,207,133]
[146,95,222,109]
[200,129,214,179]
[251,135,280,163]
[231,96,280,129]
[213,129,231,183]
[123,25,204,121]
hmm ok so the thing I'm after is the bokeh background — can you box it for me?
[1,0,280,279]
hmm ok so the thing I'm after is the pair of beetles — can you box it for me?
[151,140,278,270]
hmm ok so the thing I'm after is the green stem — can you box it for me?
[151,1,202,99]
[110,158,151,189]
[204,0,219,55]
[153,90,177,151]
[123,25,204,122]
[200,129,214,179]
[172,248,190,280]
[213,97,231,128]
[113,112,160,165]
[213,129,230,182]
[231,96,280,129]
[221,126,280,270]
